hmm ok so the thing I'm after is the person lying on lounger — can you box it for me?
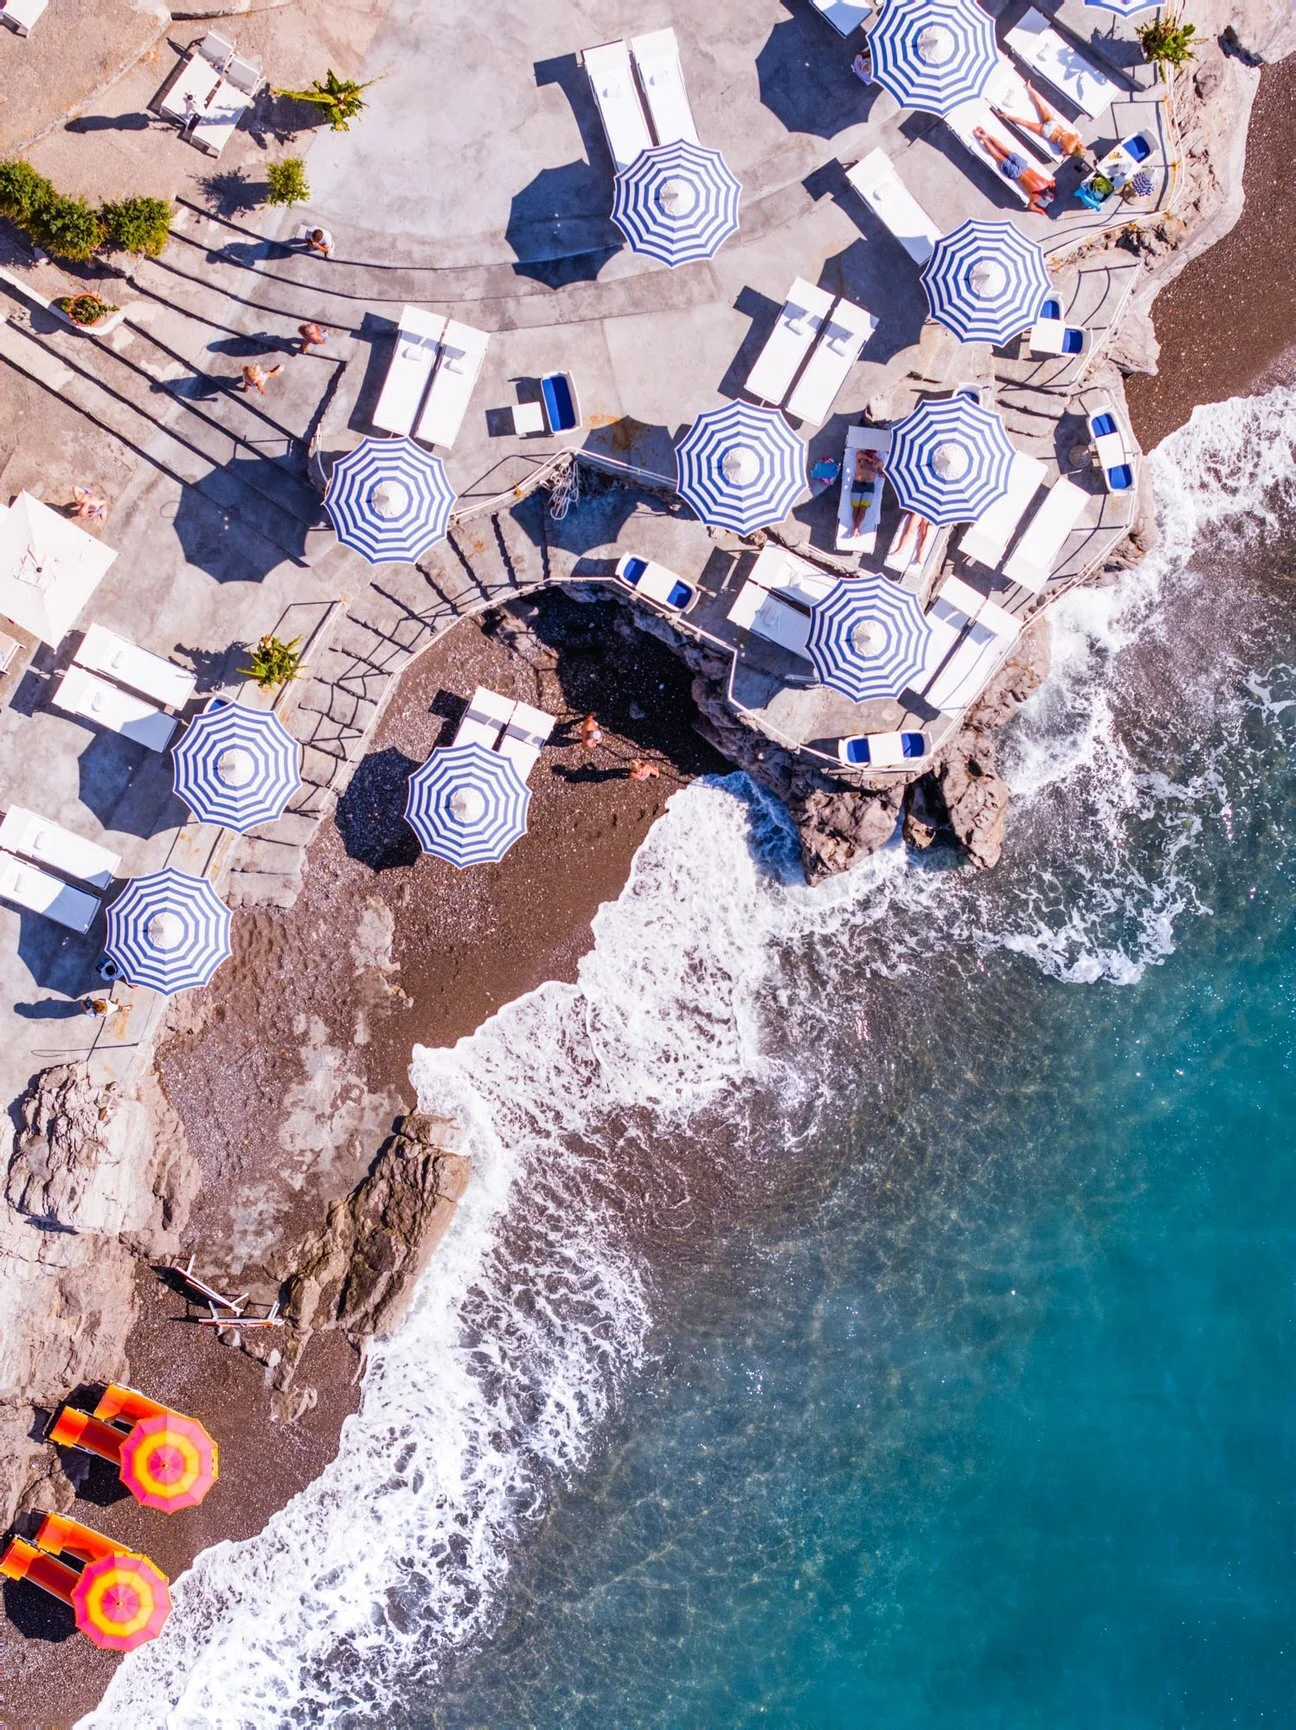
[849,447,886,535]
[892,512,932,571]
[990,82,1086,161]
[972,128,1057,214]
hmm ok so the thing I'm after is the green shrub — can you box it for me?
[1136,10,1198,70]
[264,157,311,207]
[0,159,55,229]
[275,69,373,132]
[99,195,173,258]
[57,293,118,326]
[240,634,305,688]
[37,194,104,263]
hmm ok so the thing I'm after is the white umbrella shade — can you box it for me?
[0,492,116,645]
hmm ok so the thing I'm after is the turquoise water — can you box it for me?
[84,389,1296,1730]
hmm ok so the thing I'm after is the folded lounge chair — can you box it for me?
[836,425,892,556]
[75,623,196,711]
[373,307,445,437]
[846,150,943,266]
[837,729,928,768]
[959,452,1047,569]
[749,544,836,611]
[454,686,516,750]
[924,615,1019,713]
[583,39,654,171]
[1028,317,1086,357]
[1005,8,1123,121]
[785,297,878,424]
[52,667,177,753]
[746,279,834,407]
[1001,475,1088,593]
[0,850,99,933]
[415,320,489,450]
[630,28,699,146]
[0,806,120,890]
[497,701,555,782]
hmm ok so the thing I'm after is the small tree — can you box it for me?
[264,157,311,207]
[0,159,54,229]
[38,194,104,263]
[275,69,373,132]
[100,195,173,258]
[241,634,305,689]
[1136,10,1198,71]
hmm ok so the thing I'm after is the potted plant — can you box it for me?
[1135,10,1198,73]
[55,292,119,329]
[240,634,305,689]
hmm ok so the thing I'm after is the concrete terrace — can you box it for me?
[0,0,1171,1120]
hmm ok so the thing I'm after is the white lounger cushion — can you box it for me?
[836,426,892,554]
[0,849,99,933]
[1,0,50,34]
[630,28,699,146]
[785,297,878,424]
[746,278,834,406]
[925,619,1013,712]
[416,320,489,449]
[728,579,813,660]
[497,701,555,781]
[374,307,445,436]
[53,667,177,752]
[915,594,972,688]
[76,623,196,711]
[809,0,874,36]
[585,40,653,170]
[984,58,1068,164]
[0,806,120,889]
[1001,476,1089,593]
[944,100,1034,207]
[855,730,919,769]
[455,686,516,749]
[960,452,1047,569]
[1005,8,1123,120]
[846,150,942,266]
[749,545,835,610]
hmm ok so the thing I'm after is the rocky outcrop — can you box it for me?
[790,780,906,885]
[271,1112,471,1378]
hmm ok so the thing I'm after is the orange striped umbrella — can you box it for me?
[72,1553,172,1651]
[118,1412,219,1512]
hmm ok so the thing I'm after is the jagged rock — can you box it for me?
[903,776,942,850]
[790,782,905,885]
[935,733,1010,870]
[967,618,1050,731]
[277,1112,471,1370]
[6,1064,196,1245]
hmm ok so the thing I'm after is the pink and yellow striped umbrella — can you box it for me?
[72,1553,172,1651]
[118,1411,219,1512]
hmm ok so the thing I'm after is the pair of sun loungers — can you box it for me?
[0,806,121,935]
[725,546,836,663]
[746,278,879,426]
[157,31,262,157]
[919,573,1023,714]
[582,28,698,172]
[455,686,555,781]
[958,456,1090,594]
[52,624,196,754]
[373,305,491,449]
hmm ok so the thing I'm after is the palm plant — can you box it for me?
[1135,11,1198,71]
[275,70,373,132]
[241,635,304,688]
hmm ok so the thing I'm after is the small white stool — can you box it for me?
[512,402,546,436]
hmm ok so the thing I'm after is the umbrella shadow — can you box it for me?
[754,7,879,140]
[334,747,422,871]
[505,162,621,286]
[2,1577,78,1642]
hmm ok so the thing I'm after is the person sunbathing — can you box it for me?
[892,512,932,571]
[972,127,1057,214]
[990,82,1086,161]
[849,448,885,535]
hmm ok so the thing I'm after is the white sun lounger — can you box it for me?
[0,850,99,933]
[938,573,1020,639]
[983,58,1070,166]
[914,592,973,689]
[846,150,943,266]
[455,686,516,750]
[727,579,813,661]
[809,0,874,35]
[191,83,254,157]
[415,320,489,450]
[925,616,1019,713]
[584,40,654,171]
[959,452,1047,569]
[0,807,121,890]
[944,100,1034,208]
[1001,475,1088,593]
[373,307,445,437]
[52,667,178,753]
[884,515,948,588]
[631,28,699,146]
[750,544,836,611]
[746,278,834,406]
[836,426,892,555]
[0,0,49,36]
[1005,8,1124,121]
[497,701,555,782]
[786,297,878,424]
[75,623,196,711]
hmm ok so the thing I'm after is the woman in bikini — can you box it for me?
[991,82,1086,161]
[971,127,1057,215]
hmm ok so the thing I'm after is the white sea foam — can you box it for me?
[81,382,1296,1729]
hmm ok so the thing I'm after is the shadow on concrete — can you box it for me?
[755,6,877,140]
[546,472,667,558]
[505,162,620,286]
[343,311,399,440]
[201,169,265,217]
[2,1577,78,1642]
[817,233,926,365]
[66,112,154,133]
[205,332,298,361]
[334,747,421,871]
[722,284,785,402]
[170,460,312,580]
[14,917,100,998]
[12,1000,84,1020]
[171,640,243,693]
[72,731,186,841]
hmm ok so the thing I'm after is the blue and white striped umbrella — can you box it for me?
[171,699,302,834]
[675,401,807,535]
[1084,0,1156,14]
[324,437,455,565]
[806,577,932,704]
[612,140,741,267]
[922,219,1052,346]
[404,741,531,868]
[867,0,999,116]
[105,869,232,996]
[886,394,1014,524]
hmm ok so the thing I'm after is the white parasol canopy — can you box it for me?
[0,491,117,645]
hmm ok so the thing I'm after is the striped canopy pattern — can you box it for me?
[867,0,999,116]
[404,741,531,868]
[612,139,742,267]
[675,401,807,535]
[324,437,455,565]
[73,1553,171,1652]
[172,699,301,833]
[119,1413,219,1513]
[104,869,232,995]
[886,394,1015,524]
[922,219,1052,346]
[1083,0,1157,13]
[806,577,932,703]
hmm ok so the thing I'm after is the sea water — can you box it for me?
[84,381,1296,1729]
